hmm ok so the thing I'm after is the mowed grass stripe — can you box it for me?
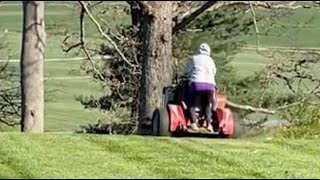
[0,134,319,178]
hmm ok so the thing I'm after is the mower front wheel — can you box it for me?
[152,107,171,136]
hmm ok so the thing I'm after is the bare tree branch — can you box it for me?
[226,100,276,114]
[276,99,320,110]
[96,14,124,41]
[79,1,134,67]
[82,46,106,82]
[227,98,320,115]
[89,1,103,8]
[273,72,296,94]
[221,1,306,10]
[62,2,113,82]
[0,119,18,127]
[62,42,82,53]
[249,1,260,52]
[173,1,218,34]
[310,81,320,94]
[78,3,106,82]
[171,1,314,35]
[0,58,9,74]
[0,86,20,127]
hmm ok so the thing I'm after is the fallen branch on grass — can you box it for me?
[226,100,276,114]
[226,99,320,115]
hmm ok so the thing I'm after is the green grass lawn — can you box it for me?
[0,2,129,35]
[0,2,130,59]
[0,133,319,179]
[3,32,72,59]
[230,49,271,77]
[44,78,105,132]
[240,7,320,48]
[1,1,320,48]
[5,60,106,132]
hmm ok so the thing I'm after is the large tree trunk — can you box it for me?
[138,1,173,132]
[20,1,46,133]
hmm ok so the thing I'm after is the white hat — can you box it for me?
[199,43,211,55]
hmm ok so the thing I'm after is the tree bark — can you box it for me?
[127,1,142,27]
[20,1,46,133]
[138,1,173,131]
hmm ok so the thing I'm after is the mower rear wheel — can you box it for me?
[152,107,171,136]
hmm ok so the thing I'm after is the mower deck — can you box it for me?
[185,127,220,135]
[173,128,223,138]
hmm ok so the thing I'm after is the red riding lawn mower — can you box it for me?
[151,76,240,138]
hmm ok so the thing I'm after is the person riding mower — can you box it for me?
[151,43,235,138]
[184,43,217,133]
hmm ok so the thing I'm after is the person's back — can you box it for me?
[186,43,217,91]
[188,53,216,88]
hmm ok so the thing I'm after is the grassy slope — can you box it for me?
[44,79,105,132]
[3,59,105,132]
[0,133,319,179]
[240,7,320,48]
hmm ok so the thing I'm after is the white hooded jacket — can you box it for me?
[185,43,217,86]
